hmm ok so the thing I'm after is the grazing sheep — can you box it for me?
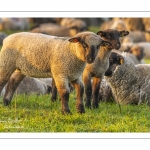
[82,29,129,108]
[60,18,87,32]
[1,76,51,96]
[122,31,150,45]
[118,45,145,64]
[0,31,112,114]
[105,51,150,105]
[37,78,52,87]
[0,32,7,45]
[122,18,145,31]
[136,42,150,59]
[100,18,126,31]
[0,18,29,30]
[30,23,81,37]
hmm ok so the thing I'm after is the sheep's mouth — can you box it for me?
[105,64,119,77]
[86,57,95,64]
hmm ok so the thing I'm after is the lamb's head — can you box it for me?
[105,52,124,77]
[97,29,129,50]
[68,31,112,64]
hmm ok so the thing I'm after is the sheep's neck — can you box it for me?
[97,46,112,63]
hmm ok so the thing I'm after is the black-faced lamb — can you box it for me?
[105,51,150,105]
[82,29,129,108]
[0,31,112,114]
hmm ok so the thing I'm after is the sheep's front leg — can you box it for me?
[82,73,92,108]
[54,78,70,114]
[3,70,25,105]
[71,79,85,113]
[92,77,101,108]
[51,78,58,101]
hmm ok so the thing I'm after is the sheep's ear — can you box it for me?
[100,40,112,46]
[68,37,81,43]
[118,57,124,65]
[119,30,129,37]
[97,31,104,37]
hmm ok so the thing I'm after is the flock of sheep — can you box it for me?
[0,17,150,114]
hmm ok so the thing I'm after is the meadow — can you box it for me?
[0,27,150,132]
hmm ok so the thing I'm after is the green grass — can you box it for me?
[143,58,150,64]
[0,93,150,132]
[0,28,150,132]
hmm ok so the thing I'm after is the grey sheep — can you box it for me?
[0,31,111,114]
[0,32,7,45]
[105,51,150,105]
[122,31,150,45]
[99,49,144,103]
[60,18,87,32]
[82,29,129,108]
[30,23,81,37]
[1,76,51,96]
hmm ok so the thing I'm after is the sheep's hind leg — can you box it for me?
[71,79,85,113]
[92,77,101,108]
[51,78,58,101]
[3,70,25,106]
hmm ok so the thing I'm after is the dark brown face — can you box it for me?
[68,36,113,64]
[105,52,124,76]
[97,29,129,50]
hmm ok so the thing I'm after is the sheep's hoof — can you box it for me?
[77,105,85,113]
[61,109,71,115]
[92,104,99,109]
[85,102,91,109]
[3,99,11,106]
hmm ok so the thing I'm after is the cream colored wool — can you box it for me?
[0,31,104,113]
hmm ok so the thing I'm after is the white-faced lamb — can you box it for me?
[104,51,150,105]
[82,29,129,108]
[0,31,112,114]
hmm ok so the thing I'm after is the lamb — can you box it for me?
[100,18,126,31]
[136,42,150,59]
[82,29,129,108]
[30,23,81,37]
[0,31,112,114]
[104,51,150,105]
[1,76,51,96]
